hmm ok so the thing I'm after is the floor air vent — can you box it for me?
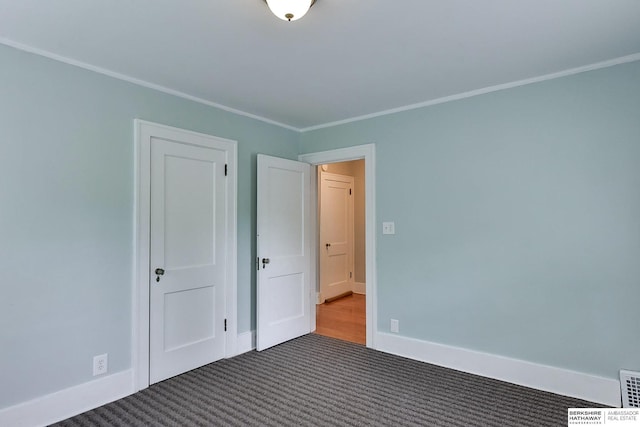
[620,370,640,408]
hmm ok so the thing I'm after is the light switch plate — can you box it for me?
[382,222,395,235]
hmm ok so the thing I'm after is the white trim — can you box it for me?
[300,53,640,132]
[3,38,638,134]
[376,332,621,407]
[227,145,239,358]
[299,144,377,348]
[0,370,134,427]
[133,120,238,392]
[0,38,298,132]
[353,282,366,295]
[237,331,256,354]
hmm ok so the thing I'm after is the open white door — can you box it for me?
[256,154,311,351]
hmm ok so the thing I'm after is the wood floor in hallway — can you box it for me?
[315,293,366,345]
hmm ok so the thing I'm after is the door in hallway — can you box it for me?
[319,172,354,302]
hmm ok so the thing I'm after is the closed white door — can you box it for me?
[256,154,311,351]
[149,138,227,384]
[319,172,354,301]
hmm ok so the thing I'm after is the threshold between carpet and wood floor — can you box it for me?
[52,334,601,426]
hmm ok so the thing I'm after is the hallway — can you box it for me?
[315,294,365,345]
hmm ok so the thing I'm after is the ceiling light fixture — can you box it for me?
[264,0,317,22]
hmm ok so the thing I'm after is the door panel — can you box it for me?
[149,138,226,384]
[320,172,354,301]
[163,156,215,268]
[265,273,305,323]
[256,154,311,351]
[163,285,215,351]
[267,167,304,257]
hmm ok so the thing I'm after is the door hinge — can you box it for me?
[350,272,353,279]
[225,164,228,176]
[349,188,352,195]
[224,318,227,332]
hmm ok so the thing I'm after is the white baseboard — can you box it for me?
[1,329,256,427]
[353,282,366,294]
[375,332,621,407]
[236,330,256,355]
[0,369,134,427]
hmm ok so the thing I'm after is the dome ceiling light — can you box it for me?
[264,0,317,22]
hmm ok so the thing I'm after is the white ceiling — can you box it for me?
[1,0,639,130]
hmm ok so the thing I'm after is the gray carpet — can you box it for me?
[52,334,600,426]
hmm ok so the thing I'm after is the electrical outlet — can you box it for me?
[390,319,399,333]
[93,353,108,376]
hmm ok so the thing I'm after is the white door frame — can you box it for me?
[299,144,376,348]
[133,120,238,391]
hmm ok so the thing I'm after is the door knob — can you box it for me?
[325,243,331,249]
[155,268,165,282]
[262,258,270,269]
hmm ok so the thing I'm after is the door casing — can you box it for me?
[133,120,238,391]
[299,144,376,348]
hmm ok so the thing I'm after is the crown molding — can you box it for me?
[2,37,638,135]
[300,52,640,132]
[0,38,299,132]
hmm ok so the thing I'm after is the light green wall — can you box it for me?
[1,40,639,410]
[0,44,298,408]
[300,60,640,380]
